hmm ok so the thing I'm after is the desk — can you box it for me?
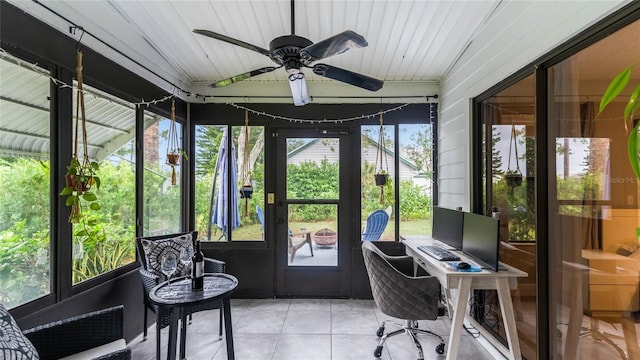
[562,250,640,360]
[403,238,527,360]
[149,273,238,360]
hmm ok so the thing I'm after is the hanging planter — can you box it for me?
[59,49,101,223]
[374,172,388,186]
[504,171,523,187]
[239,111,253,212]
[239,184,253,199]
[166,98,186,185]
[505,124,523,189]
[166,153,180,166]
[374,113,390,203]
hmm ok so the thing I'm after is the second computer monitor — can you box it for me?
[461,212,500,271]
[432,206,464,249]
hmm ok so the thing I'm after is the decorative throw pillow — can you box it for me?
[0,304,40,359]
[141,233,194,281]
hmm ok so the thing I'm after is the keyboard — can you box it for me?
[418,245,461,261]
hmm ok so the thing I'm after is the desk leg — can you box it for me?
[622,316,640,360]
[446,277,471,360]
[167,309,180,360]
[496,278,521,360]
[444,288,454,319]
[223,297,235,360]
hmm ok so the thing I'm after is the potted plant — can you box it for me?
[598,62,640,179]
[60,158,101,222]
[504,169,523,188]
[60,49,101,223]
[166,153,180,166]
[239,184,254,199]
[374,114,390,189]
[374,170,388,186]
[505,124,523,188]
[166,99,187,185]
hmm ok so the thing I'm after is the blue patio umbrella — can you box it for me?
[208,129,241,240]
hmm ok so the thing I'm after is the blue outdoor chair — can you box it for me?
[256,205,265,240]
[362,209,390,241]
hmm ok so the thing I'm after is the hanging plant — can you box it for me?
[166,98,186,185]
[239,111,253,215]
[60,49,101,223]
[504,124,523,189]
[374,113,390,203]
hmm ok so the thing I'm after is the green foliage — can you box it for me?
[598,63,640,179]
[0,220,49,307]
[60,157,101,222]
[0,157,138,303]
[287,160,339,222]
[398,180,430,221]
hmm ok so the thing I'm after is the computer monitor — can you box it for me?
[432,206,464,249]
[462,212,500,271]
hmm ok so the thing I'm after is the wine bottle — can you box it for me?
[191,240,204,290]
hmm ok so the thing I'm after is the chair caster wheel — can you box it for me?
[376,326,385,337]
[374,345,383,358]
[435,343,445,354]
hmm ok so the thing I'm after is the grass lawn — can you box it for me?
[211,219,432,241]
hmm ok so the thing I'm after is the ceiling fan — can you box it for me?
[193,0,383,106]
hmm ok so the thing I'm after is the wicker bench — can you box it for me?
[22,305,130,360]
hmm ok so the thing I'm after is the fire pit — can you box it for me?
[312,228,337,247]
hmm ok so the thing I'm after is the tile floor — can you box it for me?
[129,298,502,360]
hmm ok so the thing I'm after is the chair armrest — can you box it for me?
[204,257,225,273]
[384,255,416,277]
[23,306,125,360]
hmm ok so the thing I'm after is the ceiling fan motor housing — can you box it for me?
[269,35,313,74]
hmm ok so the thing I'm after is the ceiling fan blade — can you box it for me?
[288,73,310,106]
[300,30,368,62]
[312,64,383,91]
[210,67,278,88]
[193,29,272,57]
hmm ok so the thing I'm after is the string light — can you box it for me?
[1,46,436,123]
[226,102,424,123]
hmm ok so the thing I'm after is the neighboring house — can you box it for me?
[287,137,428,189]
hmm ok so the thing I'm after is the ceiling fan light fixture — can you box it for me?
[289,72,309,106]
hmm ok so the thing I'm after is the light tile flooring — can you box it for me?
[129,298,501,360]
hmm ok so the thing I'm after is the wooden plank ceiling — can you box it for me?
[7,0,501,102]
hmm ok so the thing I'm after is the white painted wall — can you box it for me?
[437,0,629,211]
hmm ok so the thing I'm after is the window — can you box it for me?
[71,83,136,284]
[361,124,396,241]
[0,57,51,307]
[361,121,433,241]
[398,124,432,237]
[194,125,265,241]
[477,74,537,359]
[143,114,182,236]
[547,18,640,359]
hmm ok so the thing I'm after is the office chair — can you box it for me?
[136,231,225,360]
[361,209,390,241]
[361,241,446,359]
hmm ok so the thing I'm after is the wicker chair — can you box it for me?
[136,231,225,359]
[23,305,130,360]
[361,241,446,359]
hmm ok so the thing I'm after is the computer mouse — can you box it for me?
[457,262,471,269]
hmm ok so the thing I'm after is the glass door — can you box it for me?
[274,128,352,297]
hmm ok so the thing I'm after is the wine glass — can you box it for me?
[179,247,192,277]
[160,253,177,281]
